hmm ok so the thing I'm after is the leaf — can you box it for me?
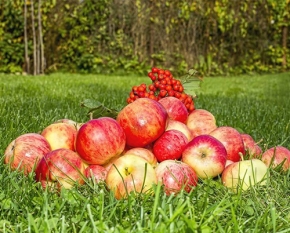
[80,99,119,119]
[178,69,203,98]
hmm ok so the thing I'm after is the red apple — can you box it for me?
[153,129,188,162]
[117,98,168,147]
[41,122,77,151]
[123,147,157,167]
[35,148,86,189]
[209,126,245,162]
[261,146,290,171]
[105,154,157,199]
[158,96,188,123]
[75,117,126,165]
[85,164,107,183]
[155,160,198,195]
[186,109,217,139]
[222,159,269,192]
[182,135,227,178]
[166,119,193,141]
[4,133,51,175]
[241,133,262,158]
[55,118,84,130]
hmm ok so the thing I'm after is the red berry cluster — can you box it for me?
[126,67,195,112]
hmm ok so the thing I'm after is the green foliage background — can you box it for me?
[0,0,289,75]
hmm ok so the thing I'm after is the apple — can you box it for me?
[155,160,198,195]
[222,159,269,192]
[105,154,157,199]
[241,133,262,158]
[116,98,168,147]
[153,129,188,162]
[158,96,188,123]
[41,122,77,151]
[35,148,86,189]
[186,109,217,139]
[123,147,157,167]
[85,164,107,183]
[166,119,193,141]
[75,117,126,165]
[261,146,290,171]
[225,160,234,167]
[209,126,245,162]
[182,135,227,178]
[55,118,84,130]
[4,133,51,175]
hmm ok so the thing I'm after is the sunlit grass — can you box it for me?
[0,72,290,232]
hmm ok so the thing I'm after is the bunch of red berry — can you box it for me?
[126,67,195,112]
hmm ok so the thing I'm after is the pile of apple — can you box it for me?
[4,83,290,200]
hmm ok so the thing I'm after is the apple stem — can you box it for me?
[239,152,244,161]
[125,167,130,176]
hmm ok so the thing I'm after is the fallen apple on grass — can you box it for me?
[158,96,188,123]
[210,126,245,162]
[222,158,269,192]
[182,134,227,179]
[261,146,290,171]
[241,133,262,158]
[35,148,86,189]
[116,98,168,148]
[4,133,51,175]
[75,117,126,165]
[155,160,198,195]
[153,129,188,162]
[84,164,108,183]
[105,154,157,199]
[41,122,77,151]
[186,109,217,139]
[123,147,158,168]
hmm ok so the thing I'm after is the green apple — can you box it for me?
[221,159,269,192]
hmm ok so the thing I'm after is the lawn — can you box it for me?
[0,72,290,232]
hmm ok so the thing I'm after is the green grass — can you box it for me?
[0,72,290,232]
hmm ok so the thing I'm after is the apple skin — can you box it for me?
[105,154,157,199]
[75,117,126,165]
[4,133,51,175]
[166,119,193,141]
[261,146,290,171]
[41,122,77,151]
[35,148,86,189]
[182,135,227,179]
[155,160,198,195]
[117,98,168,148]
[209,126,245,162]
[158,97,188,123]
[241,133,262,158]
[153,129,188,162]
[84,164,107,183]
[186,109,217,139]
[55,118,84,131]
[123,147,157,168]
[221,159,269,192]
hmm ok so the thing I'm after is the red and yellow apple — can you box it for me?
[75,117,126,165]
[85,164,107,183]
[186,109,217,139]
[123,147,157,168]
[210,126,245,162]
[4,133,51,175]
[182,134,227,179]
[241,133,262,158]
[35,148,86,189]
[117,98,168,147]
[155,160,198,195]
[153,129,188,162]
[261,146,290,171]
[41,122,77,151]
[105,154,157,199]
[222,159,269,192]
[158,96,188,123]
[166,119,193,141]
